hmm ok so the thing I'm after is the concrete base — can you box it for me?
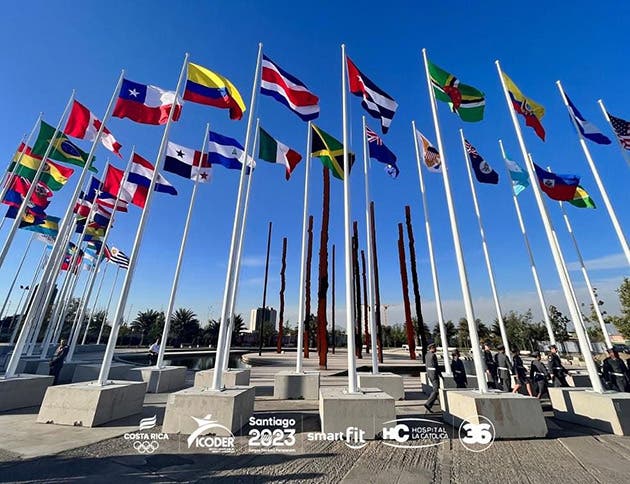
[358,372,405,400]
[36,361,84,385]
[16,358,49,374]
[421,372,459,395]
[37,380,147,427]
[441,390,547,439]
[0,374,54,411]
[567,373,596,388]
[194,368,251,388]
[72,363,133,383]
[127,366,187,393]
[162,386,255,434]
[274,371,320,399]
[319,387,396,440]
[549,387,630,436]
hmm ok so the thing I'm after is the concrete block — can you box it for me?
[127,366,187,393]
[71,363,133,383]
[0,374,54,411]
[420,372,459,395]
[319,386,396,440]
[16,358,49,374]
[548,387,630,436]
[37,380,147,427]
[567,372,598,388]
[441,390,547,439]
[194,368,250,388]
[358,372,405,400]
[162,386,255,434]
[36,361,84,385]
[274,371,320,399]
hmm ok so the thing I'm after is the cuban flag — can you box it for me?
[260,55,319,121]
[565,95,611,145]
[113,78,182,125]
[365,125,399,178]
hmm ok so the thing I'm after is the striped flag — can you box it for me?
[260,55,319,121]
[607,112,630,150]
[105,245,129,269]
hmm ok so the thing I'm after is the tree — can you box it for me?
[457,318,470,349]
[581,287,608,343]
[477,321,491,342]
[170,308,201,346]
[202,319,220,347]
[231,314,245,345]
[131,309,163,346]
[548,305,570,349]
[612,278,630,339]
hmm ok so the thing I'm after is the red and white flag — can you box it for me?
[65,100,123,157]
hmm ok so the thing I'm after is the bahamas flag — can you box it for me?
[5,206,59,236]
[184,62,246,120]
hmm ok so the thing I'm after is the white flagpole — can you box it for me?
[361,116,379,374]
[0,233,35,321]
[422,48,487,392]
[459,129,510,354]
[495,59,603,392]
[411,121,452,374]
[498,140,556,345]
[97,57,188,386]
[597,99,630,169]
[222,119,260,372]
[554,84,630,265]
[97,265,120,345]
[82,260,108,344]
[212,43,263,391]
[296,122,312,373]
[341,44,359,393]
[156,125,210,369]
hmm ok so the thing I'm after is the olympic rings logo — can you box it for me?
[133,441,160,454]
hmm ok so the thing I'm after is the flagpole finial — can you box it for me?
[494,59,501,67]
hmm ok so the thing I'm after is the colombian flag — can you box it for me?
[184,62,246,120]
[502,72,546,141]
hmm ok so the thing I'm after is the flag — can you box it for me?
[501,73,546,141]
[366,126,399,178]
[346,57,398,134]
[65,100,123,157]
[310,124,354,180]
[61,246,83,272]
[113,78,182,125]
[258,127,302,180]
[6,206,59,236]
[184,62,246,120]
[607,112,630,150]
[165,141,211,182]
[6,176,52,208]
[260,55,319,121]
[9,147,74,191]
[36,233,55,245]
[414,129,441,173]
[533,163,580,201]
[563,95,611,145]
[568,186,596,209]
[428,59,485,122]
[207,131,254,172]
[32,121,97,171]
[504,155,529,196]
[105,245,129,269]
[464,139,499,184]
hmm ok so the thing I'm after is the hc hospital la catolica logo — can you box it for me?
[382,418,449,449]
[187,415,236,453]
[124,415,169,454]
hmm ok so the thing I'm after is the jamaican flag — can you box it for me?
[310,124,354,180]
[32,121,97,172]
[428,59,485,122]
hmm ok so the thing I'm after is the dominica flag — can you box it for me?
[428,59,485,122]
[568,186,596,209]
[258,127,302,180]
[32,121,97,171]
[310,124,354,180]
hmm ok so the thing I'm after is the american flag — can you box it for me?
[608,113,630,150]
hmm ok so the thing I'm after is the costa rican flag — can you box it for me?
[260,55,319,121]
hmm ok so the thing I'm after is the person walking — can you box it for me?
[549,344,569,387]
[494,345,512,392]
[602,348,630,392]
[148,339,160,366]
[49,339,69,385]
[483,342,497,389]
[451,350,467,388]
[511,346,533,396]
[424,343,441,413]
[530,351,551,399]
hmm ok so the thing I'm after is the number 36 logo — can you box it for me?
[458,416,495,452]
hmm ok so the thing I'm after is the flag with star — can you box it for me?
[164,141,211,182]
[32,121,97,172]
[607,112,630,150]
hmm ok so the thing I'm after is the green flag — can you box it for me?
[258,127,303,180]
[32,121,97,172]
[310,124,354,180]
[428,59,485,122]
[568,186,596,209]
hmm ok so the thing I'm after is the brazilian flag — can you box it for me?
[310,124,354,180]
[32,121,97,172]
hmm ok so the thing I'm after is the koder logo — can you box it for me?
[187,415,235,453]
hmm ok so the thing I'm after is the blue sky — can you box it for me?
[1,0,628,332]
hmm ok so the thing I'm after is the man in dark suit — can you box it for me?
[424,343,441,413]
[451,350,467,388]
[49,339,69,385]
[549,344,568,387]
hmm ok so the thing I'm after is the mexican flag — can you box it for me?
[258,127,302,180]
[428,59,485,122]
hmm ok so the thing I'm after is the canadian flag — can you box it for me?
[65,100,122,157]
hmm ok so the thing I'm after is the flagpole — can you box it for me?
[459,129,510,355]
[554,85,630,265]
[296,121,312,373]
[361,116,379,374]
[495,60,603,393]
[0,233,35,322]
[97,57,188,386]
[422,49,486,392]
[82,260,108,344]
[156,125,209,369]
[341,44,359,393]
[597,99,630,169]
[411,121,451,374]
[97,265,120,345]
[212,43,263,391]
[498,140,555,345]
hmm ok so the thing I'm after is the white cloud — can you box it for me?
[567,252,627,272]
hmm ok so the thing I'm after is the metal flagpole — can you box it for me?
[341,44,359,393]
[361,116,379,374]
[97,57,188,386]
[411,121,452,374]
[495,59,603,393]
[422,48,487,392]
[459,129,510,355]
[597,99,630,169]
[156,125,209,369]
[0,233,35,322]
[212,43,263,391]
[296,122,312,373]
[97,264,119,345]
[554,84,630,265]
[498,140,555,345]
[82,260,108,344]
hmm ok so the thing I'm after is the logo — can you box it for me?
[187,414,235,453]
[382,418,449,449]
[543,178,555,188]
[458,415,495,452]
[124,415,169,454]
[479,161,492,174]
[306,426,367,449]
[247,416,298,453]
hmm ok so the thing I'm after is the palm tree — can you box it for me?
[170,308,200,346]
[131,309,163,346]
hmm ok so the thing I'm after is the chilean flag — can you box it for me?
[113,78,182,125]
[65,100,123,157]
